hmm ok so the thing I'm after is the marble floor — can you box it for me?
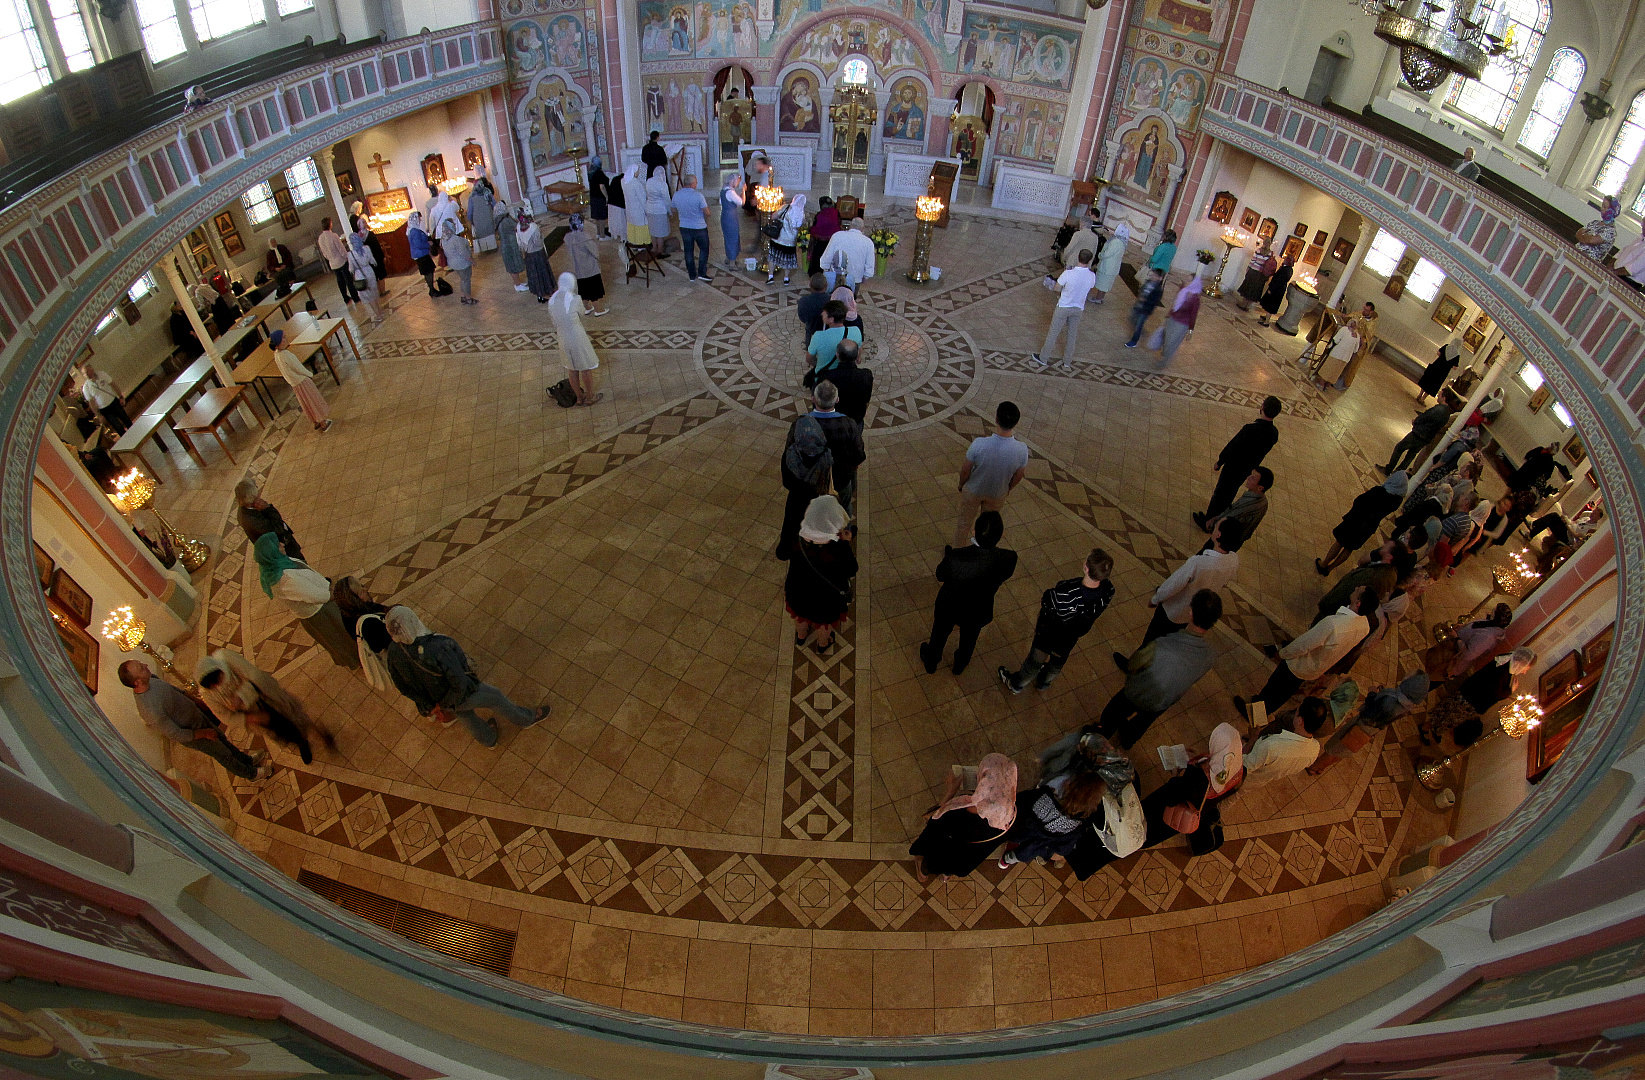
[129,195,1514,1034]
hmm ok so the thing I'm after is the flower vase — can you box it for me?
[876,253,888,277]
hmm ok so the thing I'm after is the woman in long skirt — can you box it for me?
[586,156,611,238]
[1158,276,1202,362]
[347,228,381,324]
[563,214,607,316]
[621,164,651,248]
[645,166,672,256]
[783,494,855,650]
[549,273,602,406]
[1091,219,1129,303]
[909,754,1019,883]
[517,211,554,302]
[269,330,331,432]
[766,194,805,286]
[1257,258,1294,326]
[605,164,627,242]
[720,173,744,270]
[494,202,526,291]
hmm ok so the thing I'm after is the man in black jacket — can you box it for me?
[829,339,874,426]
[375,607,548,748]
[641,130,669,179]
[235,480,305,562]
[999,548,1115,693]
[807,380,866,513]
[920,511,1018,676]
[1194,396,1281,527]
[1381,401,1455,475]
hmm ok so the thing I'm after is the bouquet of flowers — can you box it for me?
[870,228,900,259]
[1195,249,1215,263]
[795,225,812,249]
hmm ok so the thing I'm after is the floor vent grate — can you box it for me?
[298,870,516,977]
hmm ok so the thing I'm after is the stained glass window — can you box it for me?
[1446,0,1550,132]
[840,57,868,85]
[1596,91,1645,200]
[1518,47,1584,159]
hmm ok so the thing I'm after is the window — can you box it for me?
[1362,228,1407,277]
[1519,47,1585,159]
[48,0,95,73]
[1597,91,1645,199]
[840,57,868,85]
[133,0,185,62]
[0,0,51,105]
[275,0,314,13]
[187,0,263,43]
[127,273,156,304]
[1551,401,1573,427]
[93,310,118,334]
[1407,258,1447,303]
[1446,0,1550,132]
[240,181,276,226]
[1518,360,1545,390]
[283,158,324,206]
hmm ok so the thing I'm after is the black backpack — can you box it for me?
[431,277,453,296]
[547,379,578,408]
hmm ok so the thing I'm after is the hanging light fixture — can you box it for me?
[1355,0,1508,94]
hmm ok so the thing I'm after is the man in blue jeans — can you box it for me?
[671,173,712,282]
[376,607,548,748]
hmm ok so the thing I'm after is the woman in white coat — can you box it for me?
[1316,316,1361,390]
[621,164,651,248]
[1091,219,1130,303]
[549,272,601,405]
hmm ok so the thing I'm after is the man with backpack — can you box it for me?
[374,607,548,748]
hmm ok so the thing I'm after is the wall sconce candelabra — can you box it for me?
[907,196,944,283]
[1417,693,1543,791]
[101,605,196,693]
[109,468,209,572]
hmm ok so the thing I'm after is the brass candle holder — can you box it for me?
[110,468,209,572]
[907,196,945,283]
[753,181,786,275]
[101,605,197,693]
[1206,226,1248,300]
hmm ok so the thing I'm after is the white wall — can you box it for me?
[128,1,341,93]
[396,0,481,35]
[1236,8,1386,110]
[344,95,494,210]
[80,273,182,398]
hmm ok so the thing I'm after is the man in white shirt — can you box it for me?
[1113,518,1244,672]
[1240,586,1376,715]
[315,217,359,304]
[819,218,877,291]
[1242,696,1328,786]
[1033,249,1097,371]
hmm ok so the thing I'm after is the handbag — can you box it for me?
[1187,804,1224,856]
[761,219,785,241]
[798,544,853,605]
[1162,783,1208,835]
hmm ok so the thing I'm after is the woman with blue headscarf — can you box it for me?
[252,532,359,670]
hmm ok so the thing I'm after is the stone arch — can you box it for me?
[514,66,595,179]
[773,7,945,92]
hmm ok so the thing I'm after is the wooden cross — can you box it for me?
[368,152,393,191]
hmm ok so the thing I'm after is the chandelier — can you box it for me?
[1355,1,1510,93]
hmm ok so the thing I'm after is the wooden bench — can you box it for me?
[109,356,219,476]
[174,386,255,465]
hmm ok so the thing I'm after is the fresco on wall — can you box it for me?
[779,71,823,132]
[1127,56,1166,110]
[958,12,1078,89]
[508,20,548,76]
[883,77,927,140]
[1140,0,1234,47]
[786,15,927,74]
[639,3,697,59]
[773,0,950,51]
[1163,66,1205,126]
[524,75,587,166]
[508,14,586,78]
[643,77,702,132]
[1115,114,1178,200]
[994,96,1063,163]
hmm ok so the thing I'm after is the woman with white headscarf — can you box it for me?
[441,219,476,305]
[346,226,381,324]
[424,186,458,241]
[644,164,672,255]
[563,213,607,316]
[783,493,855,652]
[549,272,601,405]
[517,210,553,301]
[493,201,526,290]
[1091,218,1130,301]
[196,648,332,765]
[621,164,651,248]
[766,193,805,285]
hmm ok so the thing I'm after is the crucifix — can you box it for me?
[368,152,393,191]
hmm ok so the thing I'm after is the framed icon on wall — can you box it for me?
[1239,207,1260,231]
[1208,190,1236,224]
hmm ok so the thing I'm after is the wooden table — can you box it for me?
[247,279,311,323]
[290,317,358,375]
[544,179,587,217]
[110,356,220,475]
[232,342,327,416]
[175,386,256,465]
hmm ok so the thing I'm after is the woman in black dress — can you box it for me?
[909,753,1018,883]
[784,495,856,652]
[1317,471,1407,574]
[998,765,1110,868]
[1256,257,1294,326]
[777,417,832,560]
[1417,340,1461,404]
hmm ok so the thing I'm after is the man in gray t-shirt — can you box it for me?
[955,401,1030,546]
[119,660,266,779]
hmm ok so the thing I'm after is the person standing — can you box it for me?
[563,215,608,316]
[1032,249,1097,370]
[1256,256,1293,326]
[74,361,131,435]
[407,212,439,296]
[644,165,673,256]
[767,193,805,285]
[920,510,1018,676]
[605,161,628,244]
[235,480,304,560]
[441,220,476,306]
[828,339,874,426]
[719,173,745,270]
[1315,315,1360,390]
[317,218,360,305]
[672,174,711,282]
[120,661,269,780]
[517,211,554,303]
[641,130,669,177]
[265,237,296,292]
[1243,695,1330,785]
[586,156,611,239]
[1125,268,1165,349]
[621,164,652,250]
[346,228,382,325]
[268,330,331,433]
[1148,228,1178,275]
[776,415,833,560]
[818,218,877,291]
[909,754,1018,883]
[806,301,863,380]
[999,549,1114,694]
[252,533,359,670]
[797,274,830,344]
[954,401,1030,547]
[1090,219,1129,304]
[1239,586,1376,714]
[1098,590,1223,749]
[549,273,602,406]
[805,380,864,513]
[1452,145,1481,181]
[494,205,527,291]
[1194,396,1282,528]
[1381,402,1455,475]
[784,495,857,653]
[1417,338,1462,404]
[807,195,841,276]
[169,301,204,360]
[196,649,332,765]
[381,607,549,747]
[1236,242,1276,311]
[1157,275,1204,361]
[1200,467,1272,544]
[1118,519,1242,664]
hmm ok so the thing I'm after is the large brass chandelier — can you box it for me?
[1356,1,1511,93]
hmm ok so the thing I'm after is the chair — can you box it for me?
[626,242,666,287]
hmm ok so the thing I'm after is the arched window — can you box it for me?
[1595,90,1645,200]
[840,57,869,85]
[1446,0,1550,132]
[1518,47,1585,158]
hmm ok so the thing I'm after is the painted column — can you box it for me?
[314,147,356,237]
[161,258,233,387]
[1406,359,1513,491]
[611,0,640,149]
[753,86,780,145]
[481,87,524,205]
[1327,226,1372,309]
[819,87,835,174]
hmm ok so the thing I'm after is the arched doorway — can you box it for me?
[951,81,995,182]
[713,66,755,169]
[829,56,875,172]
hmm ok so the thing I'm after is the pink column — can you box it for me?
[1072,5,1132,180]
[35,445,169,601]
